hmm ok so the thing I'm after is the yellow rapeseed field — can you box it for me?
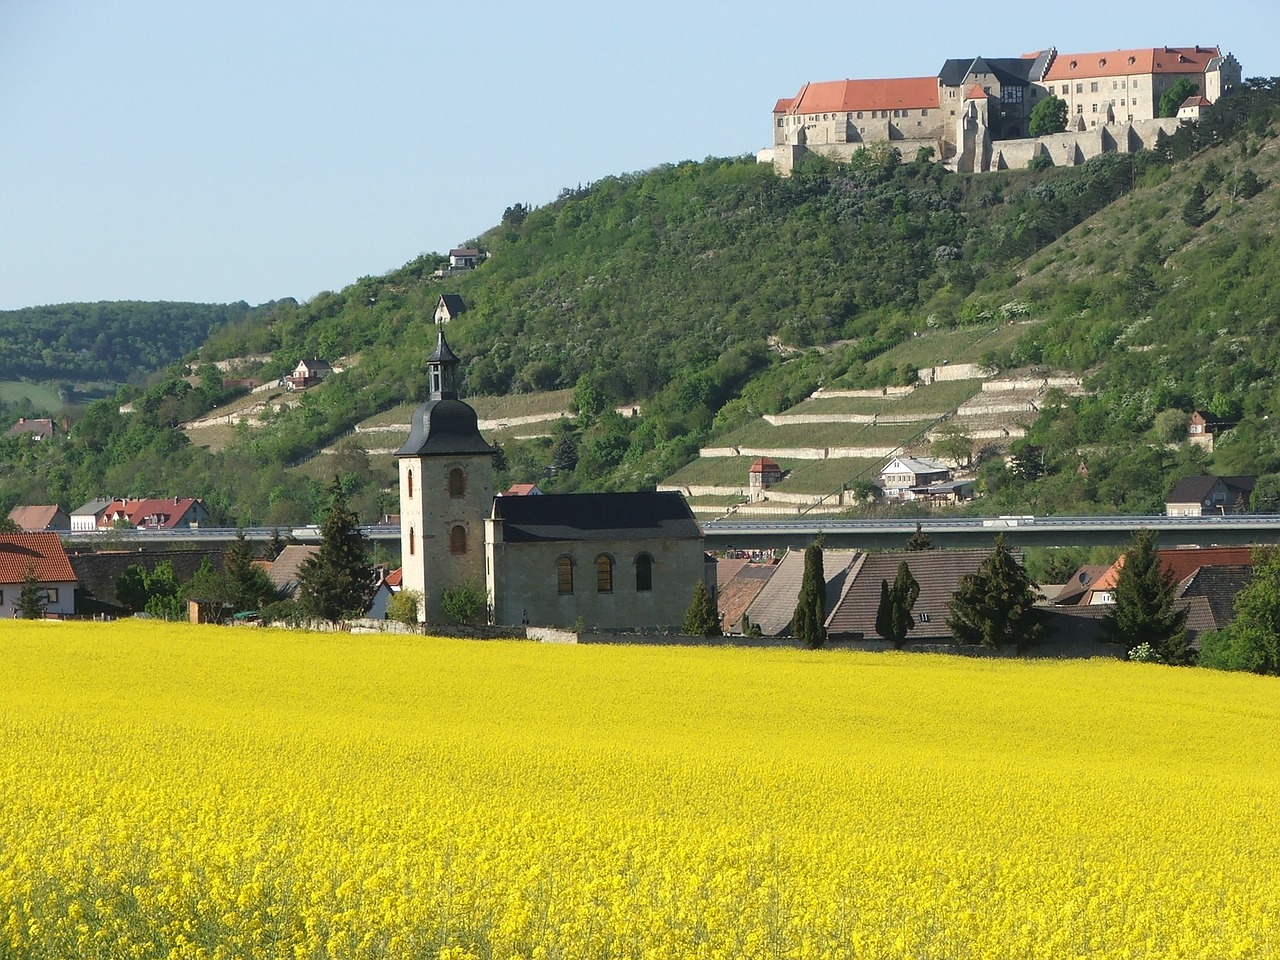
[2,620,1278,959]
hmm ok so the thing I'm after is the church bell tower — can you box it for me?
[396,328,494,623]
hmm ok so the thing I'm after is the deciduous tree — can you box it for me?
[1029,94,1068,136]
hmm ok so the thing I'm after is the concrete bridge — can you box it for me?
[58,515,1280,553]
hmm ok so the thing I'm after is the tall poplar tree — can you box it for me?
[792,538,827,649]
[875,560,921,648]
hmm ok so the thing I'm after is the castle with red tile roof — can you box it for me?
[763,45,1240,174]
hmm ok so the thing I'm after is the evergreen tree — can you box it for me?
[17,563,47,619]
[792,538,826,649]
[905,523,934,551]
[947,535,1043,649]
[682,580,721,637]
[297,478,375,622]
[1182,182,1209,227]
[224,529,278,612]
[875,560,921,647]
[1105,528,1188,663]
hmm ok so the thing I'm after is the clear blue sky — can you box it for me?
[1,1,1274,311]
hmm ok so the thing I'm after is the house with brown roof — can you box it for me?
[1082,546,1254,605]
[8,504,70,532]
[0,533,76,617]
[716,559,777,635]
[1165,475,1255,516]
[825,549,990,643]
[97,498,210,530]
[748,457,783,502]
[1187,410,1237,451]
[448,248,484,270]
[285,358,333,392]
[5,417,57,441]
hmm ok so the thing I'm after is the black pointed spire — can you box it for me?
[427,326,460,400]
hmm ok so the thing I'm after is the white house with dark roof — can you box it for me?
[880,456,951,499]
[397,330,709,629]
[1165,475,1255,517]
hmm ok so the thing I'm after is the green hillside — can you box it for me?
[2,79,1279,526]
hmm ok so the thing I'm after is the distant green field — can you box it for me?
[0,380,70,410]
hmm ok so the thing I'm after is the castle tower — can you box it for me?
[396,328,494,623]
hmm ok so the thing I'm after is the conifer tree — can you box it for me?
[682,580,721,637]
[792,538,827,649]
[875,560,921,647]
[17,563,47,619]
[947,535,1043,649]
[1105,528,1188,663]
[298,478,375,622]
[905,523,934,551]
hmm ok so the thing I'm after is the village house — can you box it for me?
[433,294,467,324]
[0,533,77,617]
[285,358,332,392]
[880,456,951,500]
[8,504,70,532]
[96,497,210,530]
[747,457,784,502]
[448,248,483,270]
[1187,409,1236,451]
[70,498,114,531]
[5,417,57,441]
[397,330,710,630]
[1165,475,1256,517]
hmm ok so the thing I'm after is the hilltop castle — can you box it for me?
[761,45,1241,174]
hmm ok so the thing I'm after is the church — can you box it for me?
[396,331,709,629]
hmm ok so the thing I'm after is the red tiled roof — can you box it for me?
[773,98,794,114]
[100,498,205,530]
[504,483,542,496]
[965,83,988,100]
[1182,95,1213,107]
[785,77,939,115]
[386,567,403,588]
[1044,46,1220,81]
[1092,546,1253,592]
[0,533,76,584]
[750,458,781,474]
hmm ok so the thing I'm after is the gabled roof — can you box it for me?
[965,83,989,100]
[436,293,467,315]
[772,98,794,114]
[449,248,482,258]
[1166,475,1255,504]
[883,456,950,474]
[1044,46,1221,81]
[939,56,1040,88]
[265,544,319,595]
[386,567,403,588]
[784,77,940,115]
[1176,564,1252,632]
[101,498,206,529]
[72,498,113,517]
[1051,564,1112,605]
[5,418,56,439]
[503,483,543,496]
[750,457,782,474]
[0,533,76,585]
[825,549,990,640]
[491,492,702,544]
[1181,95,1213,108]
[717,561,777,634]
[742,548,861,637]
[1091,546,1254,593]
[8,505,68,532]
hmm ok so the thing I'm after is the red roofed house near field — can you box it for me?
[0,533,76,617]
[97,498,210,531]
[8,504,70,532]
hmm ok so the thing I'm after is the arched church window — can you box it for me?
[556,556,574,594]
[408,527,415,556]
[634,554,653,592]
[450,525,467,555]
[449,468,466,498]
[595,554,614,594]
